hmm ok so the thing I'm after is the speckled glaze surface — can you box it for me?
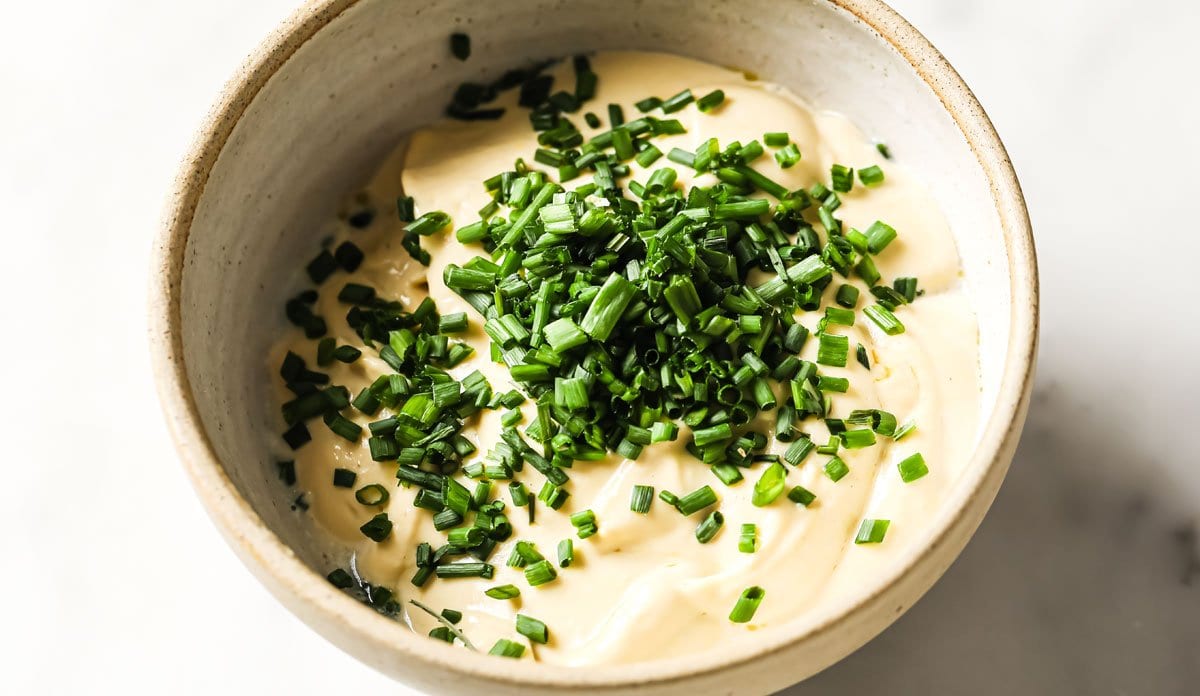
[149,1,1037,693]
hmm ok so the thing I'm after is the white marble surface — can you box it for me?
[1,1,1196,694]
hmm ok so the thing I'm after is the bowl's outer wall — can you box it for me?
[154,0,1036,693]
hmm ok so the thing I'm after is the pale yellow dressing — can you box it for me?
[270,51,980,665]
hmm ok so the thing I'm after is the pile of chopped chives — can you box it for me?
[282,46,933,649]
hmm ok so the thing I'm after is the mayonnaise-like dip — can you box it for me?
[271,51,980,665]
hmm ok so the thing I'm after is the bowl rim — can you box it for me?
[149,0,1038,688]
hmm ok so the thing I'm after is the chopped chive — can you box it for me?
[485,584,521,600]
[764,132,789,147]
[695,510,724,543]
[835,284,860,308]
[630,484,654,513]
[276,460,296,486]
[327,568,354,589]
[824,457,850,482]
[635,96,662,112]
[354,484,388,506]
[359,513,393,542]
[557,538,574,567]
[774,143,801,168]
[854,518,890,544]
[676,485,718,516]
[661,89,694,113]
[859,165,885,187]
[449,33,470,61]
[515,614,549,645]
[876,142,892,159]
[751,462,787,507]
[831,164,854,192]
[864,221,898,254]
[864,305,905,335]
[488,639,525,658]
[696,89,726,112]
[897,452,929,482]
[729,586,765,623]
[787,485,816,507]
[524,559,558,586]
[738,523,757,553]
[817,333,849,367]
[436,562,494,579]
[332,468,357,488]
[783,437,815,466]
[893,420,917,441]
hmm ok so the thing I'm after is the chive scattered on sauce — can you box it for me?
[281,55,930,644]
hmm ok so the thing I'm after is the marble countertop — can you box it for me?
[0,1,1195,694]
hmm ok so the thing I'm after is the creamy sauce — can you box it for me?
[270,51,980,665]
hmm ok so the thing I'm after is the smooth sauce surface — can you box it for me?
[271,51,980,665]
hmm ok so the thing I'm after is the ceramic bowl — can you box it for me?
[150,0,1037,693]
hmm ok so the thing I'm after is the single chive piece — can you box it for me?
[359,513,393,542]
[787,485,816,507]
[695,510,724,543]
[635,144,663,167]
[515,614,549,644]
[338,282,376,304]
[524,559,558,586]
[676,485,718,516]
[818,375,849,393]
[774,143,801,168]
[440,608,463,624]
[659,490,680,507]
[864,305,905,335]
[751,461,787,507]
[316,337,337,366]
[729,586,766,623]
[332,468,357,488]
[579,273,637,341]
[368,436,398,461]
[817,333,849,367]
[557,538,574,567]
[738,523,757,553]
[439,312,469,334]
[276,460,297,486]
[897,452,929,482]
[485,584,521,600]
[894,276,919,303]
[488,639,525,658]
[856,344,871,370]
[841,429,876,449]
[630,484,654,513]
[584,111,601,128]
[436,562,494,579]
[429,627,454,643]
[825,306,855,326]
[456,220,488,243]
[893,420,917,441]
[711,463,744,486]
[696,89,726,112]
[783,437,815,466]
[830,164,855,193]
[355,483,389,506]
[449,33,470,61]
[864,220,898,253]
[859,165,885,186]
[660,88,694,113]
[327,568,355,589]
[608,103,624,126]
[334,241,363,272]
[405,211,451,237]
[854,518,891,544]
[876,142,892,159]
[509,481,530,507]
[763,132,789,146]
[824,457,850,482]
[635,96,662,112]
[306,250,337,284]
[542,317,588,353]
[836,284,860,308]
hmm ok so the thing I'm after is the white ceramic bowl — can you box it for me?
[150,1,1037,693]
